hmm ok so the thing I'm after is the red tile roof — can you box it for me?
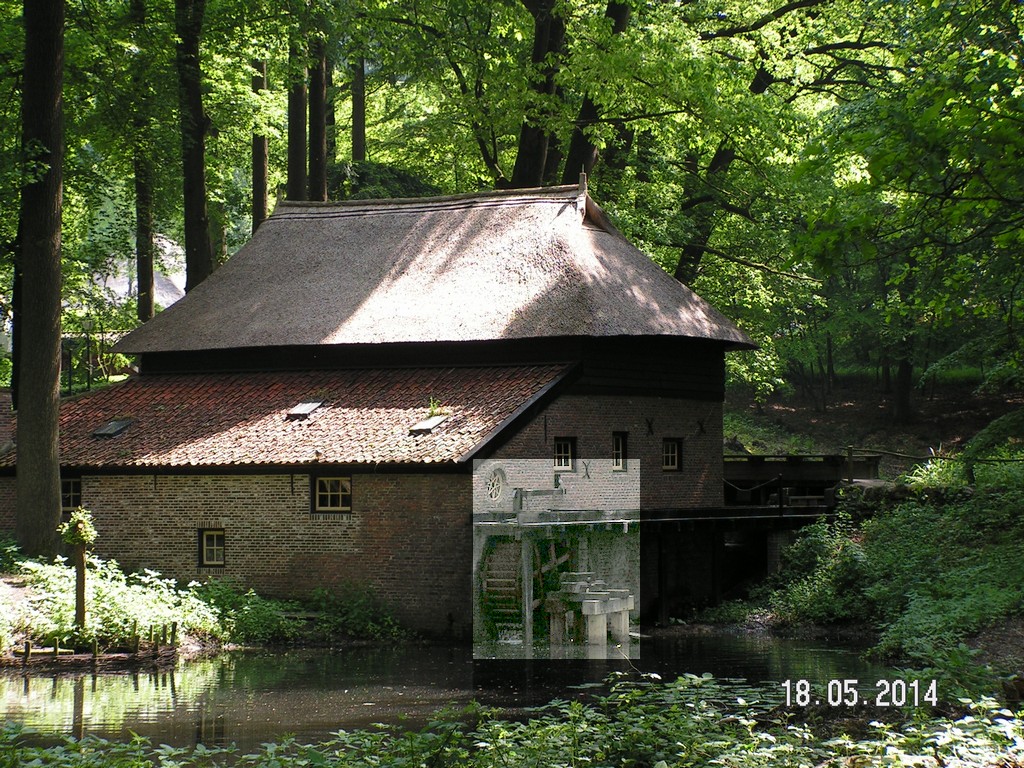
[0,366,570,470]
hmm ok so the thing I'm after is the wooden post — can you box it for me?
[74,542,87,628]
[23,640,31,663]
[53,636,60,658]
[847,445,854,483]
[170,622,178,648]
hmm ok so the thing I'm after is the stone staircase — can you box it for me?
[480,539,523,642]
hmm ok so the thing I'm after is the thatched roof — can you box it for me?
[0,365,570,469]
[115,185,752,354]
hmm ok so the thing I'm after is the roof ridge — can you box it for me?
[274,185,578,213]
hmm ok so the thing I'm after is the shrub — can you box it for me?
[307,584,408,641]
[191,579,302,645]
[767,514,871,625]
[13,556,223,648]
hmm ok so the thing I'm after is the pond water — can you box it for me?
[0,633,891,749]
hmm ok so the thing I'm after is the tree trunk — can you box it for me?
[15,0,64,558]
[134,154,155,320]
[560,1,631,184]
[308,39,328,201]
[74,543,87,628]
[351,56,366,163]
[175,0,213,292]
[510,0,565,188]
[826,331,836,393]
[326,65,336,167]
[286,43,307,201]
[892,357,915,424]
[673,141,735,283]
[251,59,269,232]
[130,0,154,321]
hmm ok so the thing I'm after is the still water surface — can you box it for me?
[1,633,890,748]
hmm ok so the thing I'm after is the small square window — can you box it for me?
[662,438,683,471]
[315,477,352,512]
[553,437,576,472]
[612,432,628,471]
[61,477,82,513]
[199,529,225,567]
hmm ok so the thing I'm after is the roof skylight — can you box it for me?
[93,418,132,438]
[409,415,448,434]
[287,401,323,420]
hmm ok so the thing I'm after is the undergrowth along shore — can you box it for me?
[1,674,1022,768]
[696,448,1024,699]
[0,537,406,654]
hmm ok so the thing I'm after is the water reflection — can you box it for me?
[0,634,889,749]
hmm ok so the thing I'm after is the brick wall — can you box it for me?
[72,472,471,637]
[0,477,14,532]
[489,394,723,509]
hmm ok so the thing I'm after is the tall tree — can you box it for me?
[15,0,64,557]
[286,40,308,200]
[131,0,155,321]
[252,58,269,232]
[308,38,328,201]
[350,56,366,164]
[510,0,566,188]
[560,0,631,185]
[175,0,214,292]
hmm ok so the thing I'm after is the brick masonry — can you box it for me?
[0,392,722,636]
[0,472,472,637]
[488,394,723,509]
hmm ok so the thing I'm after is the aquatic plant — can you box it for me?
[0,677,1021,767]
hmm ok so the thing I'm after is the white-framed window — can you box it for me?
[612,432,628,471]
[61,477,82,515]
[662,438,682,471]
[553,437,576,472]
[314,477,352,512]
[199,529,225,567]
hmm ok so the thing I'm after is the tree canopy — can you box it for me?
[2,0,1021,424]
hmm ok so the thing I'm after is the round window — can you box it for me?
[486,468,506,502]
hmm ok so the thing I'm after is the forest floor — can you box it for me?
[725,379,1024,479]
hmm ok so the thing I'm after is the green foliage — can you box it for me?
[767,467,1024,668]
[0,533,21,572]
[1,678,1022,767]
[768,515,871,625]
[329,161,442,200]
[57,507,97,547]
[12,556,223,649]
[694,599,759,625]
[190,579,302,645]
[306,585,408,642]
[722,409,815,455]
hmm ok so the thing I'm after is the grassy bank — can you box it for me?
[1,674,1021,767]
